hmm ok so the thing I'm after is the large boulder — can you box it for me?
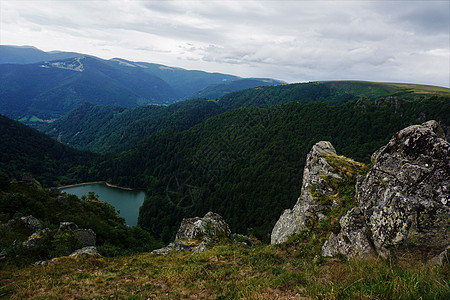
[73,229,96,247]
[175,211,231,242]
[271,141,342,244]
[323,121,450,262]
[152,212,231,255]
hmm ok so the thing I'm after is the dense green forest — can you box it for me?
[77,96,449,243]
[0,115,96,187]
[41,99,224,153]
[40,81,449,153]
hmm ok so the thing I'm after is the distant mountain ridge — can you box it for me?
[0,45,85,64]
[0,45,283,120]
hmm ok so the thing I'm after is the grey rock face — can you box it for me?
[322,208,376,258]
[323,121,450,261]
[175,211,231,241]
[151,240,191,255]
[71,246,98,256]
[271,141,341,244]
[8,215,42,234]
[152,212,231,255]
[59,222,78,231]
[73,229,96,247]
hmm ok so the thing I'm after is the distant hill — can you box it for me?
[40,80,450,153]
[0,114,96,186]
[189,78,285,100]
[0,45,83,64]
[217,80,450,110]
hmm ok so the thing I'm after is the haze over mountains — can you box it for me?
[0,45,284,120]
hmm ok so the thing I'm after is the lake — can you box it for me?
[61,183,146,226]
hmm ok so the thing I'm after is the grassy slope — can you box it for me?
[1,244,448,299]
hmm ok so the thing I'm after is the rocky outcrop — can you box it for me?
[175,211,231,241]
[8,215,43,234]
[152,212,231,255]
[271,141,342,244]
[21,173,42,189]
[322,121,450,262]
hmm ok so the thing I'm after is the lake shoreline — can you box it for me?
[58,181,135,191]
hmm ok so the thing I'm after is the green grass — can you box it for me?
[1,243,448,299]
[317,80,450,99]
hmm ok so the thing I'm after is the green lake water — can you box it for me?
[61,183,146,226]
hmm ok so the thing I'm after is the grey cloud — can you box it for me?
[370,1,449,34]
[1,0,448,87]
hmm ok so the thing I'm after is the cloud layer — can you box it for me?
[1,0,449,87]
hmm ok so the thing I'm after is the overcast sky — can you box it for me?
[1,0,449,87]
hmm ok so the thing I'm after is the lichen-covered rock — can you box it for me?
[323,121,450,261]
[271,141,341,244]
[8,215,42,234]
[70,246,98,256]
[73,229,96,247]
[151,240,191,255]
[152,212,231,255]
[322,208,376,258]
[59,222,78,231]
[175,211,231,242]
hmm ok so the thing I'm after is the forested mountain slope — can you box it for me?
[188,78,285,100]
[41,81,449,153]
[41,99,224,153]
[77,96,449,243]
[0,114,95,186]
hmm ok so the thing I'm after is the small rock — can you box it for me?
[70,246,98,256]
[59,222,78,231]
[0,248,7,260]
